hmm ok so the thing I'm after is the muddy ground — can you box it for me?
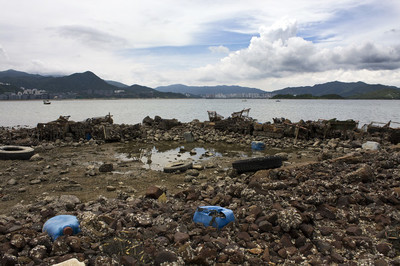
[0,140,315,215]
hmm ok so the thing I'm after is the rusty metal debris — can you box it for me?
[231,108,250,120]
[207,111,224,122]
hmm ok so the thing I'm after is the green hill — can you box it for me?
[349,88,400,99]
[0,70,187,99]
[272,81,400,97]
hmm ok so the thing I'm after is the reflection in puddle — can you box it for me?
[118,145,222,171]
[117,142,291,172]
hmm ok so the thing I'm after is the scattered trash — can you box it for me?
[193,206,235,229]
[163,161,193,173]
[362,141,381,151]
[0,145,35,160]
[251,141,265,151]
[43,215,81,240]
[53,258,85,266]
[207,111,224,122]
[232,155,282,173]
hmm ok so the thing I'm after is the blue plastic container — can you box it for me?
[42,215,81,240]
[251,141,265,151]
[193,206,235,229]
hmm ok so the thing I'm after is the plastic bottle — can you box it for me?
[42,215,81,240]
[193,206,235,229]
[251,141,266,151]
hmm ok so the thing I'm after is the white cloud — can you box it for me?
[0,44,9,64]
[208,45,230,54]
[193,19,400,85]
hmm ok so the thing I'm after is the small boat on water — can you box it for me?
[43,100,51,105]
[276,100,281,102]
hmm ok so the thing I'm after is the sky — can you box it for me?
[1,0,400,91]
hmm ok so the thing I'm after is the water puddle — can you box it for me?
[117,141,293,171]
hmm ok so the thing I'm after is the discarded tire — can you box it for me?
[232,155,282,173]
[0,146,35,160]
[163,161,193,173]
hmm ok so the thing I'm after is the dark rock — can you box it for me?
[300,223,314,238]
[330,250,344,263]
[374,258,389,266]
[295,236,307,248]
[142,116,154,125]
[154,250,178,266]
[376,242,391,256]
[346,226,362,236]
[258,221,273,232]
[237,231,251,242]
[99,163,113,172]
[174,232,189,244]
[145,186,163,199]
[280,234,293,247]
[313,240,332,255]
[299,242,313,255]
[277,248,287,259]
[319,226,333,236]
[1,253,18,266]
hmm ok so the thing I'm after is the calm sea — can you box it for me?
[0,99,399,128]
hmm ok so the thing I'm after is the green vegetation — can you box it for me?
[348,89,400,99]
[271,94,344,99]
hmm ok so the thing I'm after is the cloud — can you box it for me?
[195,19,400,83]
[55,25,127,49]
[208,45,230,54]
[0,44,8,62]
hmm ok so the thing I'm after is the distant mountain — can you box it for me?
[0,69,187,99]
[156,84,266,96]
[0,83,21,94]
[272,81,400,98]
[106,80,129,88]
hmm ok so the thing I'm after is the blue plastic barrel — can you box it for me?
[193,206,235,229]
[43,215,81,240]
[251,141,265,151]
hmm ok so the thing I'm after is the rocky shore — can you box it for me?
[0,115,400,265]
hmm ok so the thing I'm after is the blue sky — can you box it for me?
[0,0,399,91]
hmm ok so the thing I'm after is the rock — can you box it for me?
[53,258,85,266]
[30,153,43,161]
[154,250,178,265]
[275,152,289,161]
[10,233,26,249]
[183,132,195,142]
[346,226,362,236]
[299,224,314,238]
[362,141,381,150]
[174,232,189,244]
[376,242,391,256]
[7,178,17,185]
[120,256,137,266]
[312,239,332,254]
[346,165,375,183]
[99,163,113,173]
[145,186,163,199]
[106,186,116,191]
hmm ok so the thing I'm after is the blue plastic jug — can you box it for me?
[43,215,81,240]
[251,141,265,151]
[193,206,235,229]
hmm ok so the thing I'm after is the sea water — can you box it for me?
[0,99,399,128]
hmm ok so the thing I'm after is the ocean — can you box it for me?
[1,99,399,128]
